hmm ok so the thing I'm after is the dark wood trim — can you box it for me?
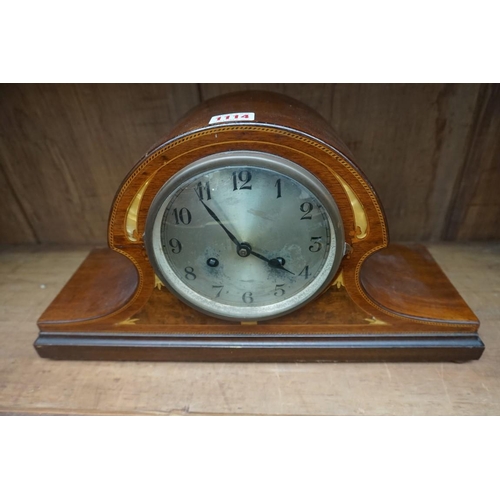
[34,331,484,362]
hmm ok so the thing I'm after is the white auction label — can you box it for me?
[209,112,255,125]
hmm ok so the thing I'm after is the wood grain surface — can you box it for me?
[1,84,499,244]
[1,243,498,415]
[200,84,484,241]
[0,84,199,244]
[445,83,500,240]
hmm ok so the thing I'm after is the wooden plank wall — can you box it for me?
[0,83,498,244]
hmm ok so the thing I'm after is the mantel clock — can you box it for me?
[35,91,484,362]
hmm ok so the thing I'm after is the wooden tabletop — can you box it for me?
[1,243,499,415]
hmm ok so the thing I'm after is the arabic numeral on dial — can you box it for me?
[309,237,322,252]
[212,285,224,298]
[232,170,252,190]
[196,181,211,201]
[242,291,254,304]
[300,202,313,220]
[275,178,282,198]
[168,238,182,254]
[173,207,192,225]
[274,284,285,296]
[184,267,196,280]
[298,265,310,279]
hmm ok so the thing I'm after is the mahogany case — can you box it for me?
[34,91,484,362]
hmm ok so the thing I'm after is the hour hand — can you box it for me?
[250,250,295,275]
[195,191,240,247]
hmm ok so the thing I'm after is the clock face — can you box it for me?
[145,152,345,321]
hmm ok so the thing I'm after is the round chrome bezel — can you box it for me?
[145,151,345,321]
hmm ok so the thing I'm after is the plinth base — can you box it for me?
[35,244,484,362]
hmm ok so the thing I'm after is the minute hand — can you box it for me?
[197,197,240,247]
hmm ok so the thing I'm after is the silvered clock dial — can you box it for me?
[145,151,345,321]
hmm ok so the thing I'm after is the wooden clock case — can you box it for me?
[35,91,484,362]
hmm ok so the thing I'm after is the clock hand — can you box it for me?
[249,250,295,275]
[194,190,294,274]
[195,193,241,247]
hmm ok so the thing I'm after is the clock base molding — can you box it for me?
[34,332,484,363]
[35,244,484,363]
